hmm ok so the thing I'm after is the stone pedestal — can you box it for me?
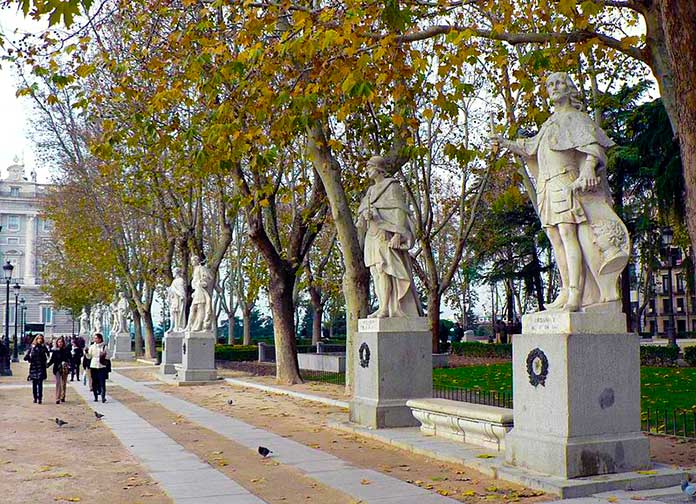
[111,331,134,361]
[350,317,431,429]
[505,311,650,479]
[160,330,184,375]
[176,330,217,382]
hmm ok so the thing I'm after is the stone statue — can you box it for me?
[116,292,129,333]
[110,297,120,333]
[491,71,629,312]
[357,156,423,318]
[167,267,187,332]
[78,307,89,336]
[90,304,103,334]
[186,256,213,332]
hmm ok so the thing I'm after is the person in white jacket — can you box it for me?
[85,333,109,403]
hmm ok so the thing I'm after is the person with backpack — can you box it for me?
[47,336,71,404]
[24,334,48,404]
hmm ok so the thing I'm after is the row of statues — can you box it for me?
[79,292,130,336]
[78,72,628,333]
[77,255,215,337]
[358,71,628,318]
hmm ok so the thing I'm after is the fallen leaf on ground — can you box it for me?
[360,479,372,485]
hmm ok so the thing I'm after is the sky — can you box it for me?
[0,8,49,183]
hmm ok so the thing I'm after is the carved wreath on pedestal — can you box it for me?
[526,348,548,387]
[359,342,371,368]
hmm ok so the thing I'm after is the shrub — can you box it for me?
[450,341,512,359]
[640,345,680,367]
[215,344,258,362]
[684,346,696,367]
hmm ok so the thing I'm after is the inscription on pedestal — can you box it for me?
[358,319,379,332]
[525,313,559,334]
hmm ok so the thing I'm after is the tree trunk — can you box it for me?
[308,123,370,394]
[140,307,157,359]
[268,268,302,384]
[659,0,696,267]
[428,290,441,353]
[312,306,323,346]
[227,316,236,345]
[132,309,143,356]
[242,305,252,346]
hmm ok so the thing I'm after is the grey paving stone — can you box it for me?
[110,372,460,503]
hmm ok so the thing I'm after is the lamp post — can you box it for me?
[2,260,14,376]
[661,227,678,348]
[11,283,20,362]
[19,297,26,354]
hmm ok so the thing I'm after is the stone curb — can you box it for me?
[223,377,349,409]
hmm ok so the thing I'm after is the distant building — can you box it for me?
[0,160,73,339]
[642,245,696,337]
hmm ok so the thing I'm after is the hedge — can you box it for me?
[640,345,680,367]
[215,344,258,362]
[685,346,696,367]
[451,341,512,358]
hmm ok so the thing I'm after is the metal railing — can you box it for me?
[642,407,696,438]
[432,385,513,409]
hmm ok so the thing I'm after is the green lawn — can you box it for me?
[433,364,696,412]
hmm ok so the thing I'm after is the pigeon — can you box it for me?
[227,399,234,405]
[258,446,273,457]
[682,480,696,500]
[55,418,68,427]
[94,411,105,419]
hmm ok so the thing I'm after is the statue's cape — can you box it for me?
[358,178,416,247]
[169,277,186,299]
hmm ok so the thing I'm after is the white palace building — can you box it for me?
[0,160,72,340]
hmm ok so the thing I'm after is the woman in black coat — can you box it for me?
[24,334,48,404]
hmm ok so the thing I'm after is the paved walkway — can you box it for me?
[72,379,268,504]
[108,371,457,504]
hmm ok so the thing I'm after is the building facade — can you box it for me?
[0,161,73,340]
[643,246,696,337]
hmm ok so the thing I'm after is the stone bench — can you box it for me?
[406,398,513,451]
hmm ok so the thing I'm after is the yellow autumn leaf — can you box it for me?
[636,470,657,475]
[476,454,495,459]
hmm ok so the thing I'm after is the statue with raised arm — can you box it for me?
[186,256,213,332]
[357,156,423,318]
[167,267,187,332]
[491,72,629,312]
[110,297,119,333]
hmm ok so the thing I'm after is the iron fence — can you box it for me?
[301,369,346,385]
[642,407,696,438]
[432,385,513,409]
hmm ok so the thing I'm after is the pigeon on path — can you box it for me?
[682,480,696,501]
[55,418,68,427]
[258,446,273,457]
[94,411,105,419]
[227,399,234,405]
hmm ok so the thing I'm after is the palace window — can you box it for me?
[7,215,20,232]
[9,187,19,197]
[41,306,53,325]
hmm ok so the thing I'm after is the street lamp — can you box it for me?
[11,283,20,362]
[661,227,678,348]
[19,297,26,354]
[2,260,14,376]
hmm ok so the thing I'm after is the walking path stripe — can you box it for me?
[224,377,349,408]
[70,381,268,504]
[113,371,457,504]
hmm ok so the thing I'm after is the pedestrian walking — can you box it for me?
[24,334,48,404]
[47,337,71,404]
[85,333,110,403]
[70,335,84,381]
